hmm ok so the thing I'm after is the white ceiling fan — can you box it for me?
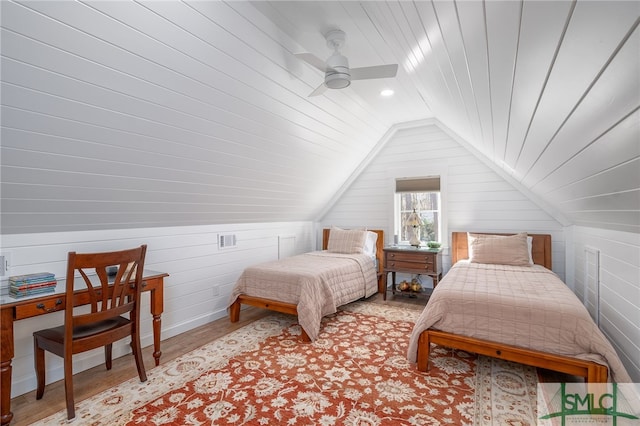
[295,29,398,97]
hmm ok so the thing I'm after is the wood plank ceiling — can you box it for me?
[1,1,638,234]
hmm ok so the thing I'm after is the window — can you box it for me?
[395,177,441,245]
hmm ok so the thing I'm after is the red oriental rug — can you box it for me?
[34,302,538,425]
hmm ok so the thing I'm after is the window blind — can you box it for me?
[395,177,440,193]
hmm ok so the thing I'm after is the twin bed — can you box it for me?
[228,229,630,383]
[228,228,384,341]
[408,232,630,383]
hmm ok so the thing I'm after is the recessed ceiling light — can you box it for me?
[380,89,394,97]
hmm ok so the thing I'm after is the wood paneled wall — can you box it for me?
[2,120,637,394]
[1,221,314,397]
[0,1,390,234]
[320,122,565,277]
[320,122,639,380]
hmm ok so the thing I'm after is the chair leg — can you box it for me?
[131,332,147,382]
[33,337,46,400]
[105,343,113,370]
[63,356,75,420]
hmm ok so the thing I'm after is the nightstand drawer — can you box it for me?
[385,251,436,263]
[386,260,435,273]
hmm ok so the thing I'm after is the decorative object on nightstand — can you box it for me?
[410,277,422,292]
[406,208,422,247]
[398,280,410,291]
[396,276,423,296]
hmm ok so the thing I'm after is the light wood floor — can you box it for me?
[9,293,426,425]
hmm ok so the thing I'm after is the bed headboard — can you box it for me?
[451,232,552,269]
[322,229,385,272]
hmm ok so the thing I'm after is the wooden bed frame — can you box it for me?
[228,229,385,342]
[416,232,608,383]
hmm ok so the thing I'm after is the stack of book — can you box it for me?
[9,272,57,298]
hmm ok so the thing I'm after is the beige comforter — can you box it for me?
[407,261,631,382]
[228,251,378,341]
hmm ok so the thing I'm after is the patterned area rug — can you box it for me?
[34,302,538,425]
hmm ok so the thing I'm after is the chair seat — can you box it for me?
[34,316,131,343]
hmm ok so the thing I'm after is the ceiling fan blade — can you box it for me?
[309,82,327,97]
[294,52,328,72]
[350,64,398,81]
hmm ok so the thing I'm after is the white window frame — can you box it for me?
[394,191,441,245]
[386,166,448,249]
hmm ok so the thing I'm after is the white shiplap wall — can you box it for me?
[1,221,314,398]
[1,0,391,234]
[570,226,640,382]
[262,1,640,234]
[320,121,639,381]
[320,122,566,278]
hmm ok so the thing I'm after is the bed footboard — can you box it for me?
[229,295,311,342]
[417,330,608,383]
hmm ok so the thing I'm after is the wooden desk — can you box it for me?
[0,270,168,426]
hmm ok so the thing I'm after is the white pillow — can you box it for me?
[363,231,378,258]
[467,233,534,264]
[467,232,531,266]
[327,227,368,254]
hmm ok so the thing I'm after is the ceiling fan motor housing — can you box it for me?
[296,28,396,96]
[325,53,350,89]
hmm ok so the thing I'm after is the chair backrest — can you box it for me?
[64,245,147,335]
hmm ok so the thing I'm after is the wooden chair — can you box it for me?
[33,245,148,420]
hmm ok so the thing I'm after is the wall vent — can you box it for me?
[219,234,237,249]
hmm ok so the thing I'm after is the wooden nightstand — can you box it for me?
[383,246,442,300]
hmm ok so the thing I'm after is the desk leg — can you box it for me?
[1,309,14,426]
[150,286,163,367]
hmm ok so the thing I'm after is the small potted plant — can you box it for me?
[427,241,441,249]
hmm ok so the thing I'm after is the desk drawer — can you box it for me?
[15,297,66,320]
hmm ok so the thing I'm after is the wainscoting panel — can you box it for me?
[583,246,601,325]
[278,235,297,259]
[1,221,313,398]
[571,226,640,382]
